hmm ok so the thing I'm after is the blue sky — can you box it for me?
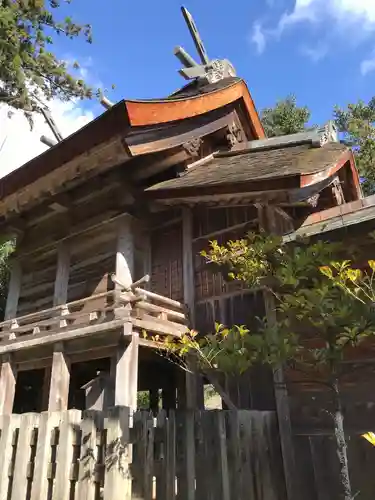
[58,0,375,126]
[3,0,375,176]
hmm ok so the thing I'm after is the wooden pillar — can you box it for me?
[4,259,21,320]
[143,231,152,290]
[182,207,204,409]
[114,323,139,410]
[116,215,134,290]
[0,355,16,415]
[41,367,51,411]
[257,204,299,500]
[53,241,70,306]
[182,207,195,326]
[48,344,70,412]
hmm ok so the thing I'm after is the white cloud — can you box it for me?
[0,99,95,179]
[0,58,102,179]
[300,44,328,62]
[279,0,375,31]
[256,0,375,59]
[361,52,375,75]
[251,22,267,54]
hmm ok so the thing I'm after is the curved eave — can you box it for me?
[300,149,360,190]
[146,153,355,206]
[124,79,265,139]
[0,78,264,203]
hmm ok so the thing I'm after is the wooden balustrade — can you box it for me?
[0,275,188,347]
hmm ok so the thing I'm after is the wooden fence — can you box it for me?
[0,408,286,500]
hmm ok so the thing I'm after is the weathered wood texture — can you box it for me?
[293,432,375,500]
[151,220,184,303]
[0,408,285,500]
[191,206,260,332]
[0,289,187,356]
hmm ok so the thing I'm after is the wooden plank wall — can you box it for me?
[191,206,261,333]
[287,365,375,498]
[17,252,57,316]
[67,225,117,305]
[0,408,286,500]
[190,206,275,411]
[293,432,375,499]
[151,214,184,303]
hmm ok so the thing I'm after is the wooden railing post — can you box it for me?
[48,343,70,411]
[0,355,16,415]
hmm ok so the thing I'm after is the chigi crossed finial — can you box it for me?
[174,6,236,85]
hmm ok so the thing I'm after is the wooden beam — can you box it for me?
[114,323,139,410]
[132,150,188,181]
[0,318,125,355]
[53,241,70,306]
[0,355,16,415]
[4,259,21,320]
[48,343,70,411]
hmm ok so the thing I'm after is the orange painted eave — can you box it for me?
[300,149,360,189]
[123,79,266,139]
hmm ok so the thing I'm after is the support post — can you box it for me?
[182,207,195,326]
[53,241,70,306]
[257,204,299,500]
[182,207,204,408]
[0,355,16,415]
[4,259,21,320]
[48,343,70,411]
[114,323,139,411]
[41,366,51,411]
[115,215,134,290]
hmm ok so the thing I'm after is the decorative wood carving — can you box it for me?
[331,177,345,205]
[183,138,202,158]
[307,193,320,208]
[226,122,245,148]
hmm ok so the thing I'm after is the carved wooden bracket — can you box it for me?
[183,138,202,158]
[331,177,345,205]
[226,122,245,148]
[307,193,320,208]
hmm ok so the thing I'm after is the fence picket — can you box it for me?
[156,411,167,500]
[217,412,230,500]
[54,409,82,500]
[103,406,131,500]
[0,408,286,500]
[11,413,40,500]
[0,414,20,500]
[238,411,256,500]
[166,412,176,500]
[225,412,240,500]
[195,411,208,500]
[30,411,61,500]
[143,412,155,500]
[77,410,103,500]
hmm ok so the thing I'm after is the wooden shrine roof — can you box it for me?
[284,194,375,241]
[146,142,352,196]
[0,78,263,203]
